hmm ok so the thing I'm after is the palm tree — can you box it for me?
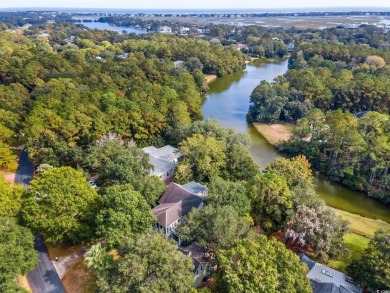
[85,243,114,274]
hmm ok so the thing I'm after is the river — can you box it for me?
[203,58,390,223]
[76,21,148,34]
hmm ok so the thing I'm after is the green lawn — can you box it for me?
[327,208,390,273]
[332,208,390,238]
[328,233,370,273]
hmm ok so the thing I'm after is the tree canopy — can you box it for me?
[96,184,155,248]
[285,205,349,260]
[21,167,100,244]
[0,217,38,292]
[177,205,253,252]
[347,229,390,290]
[0,175,24,218]
[247,172,292,234]
[90,231,194,293]
[216,236,312,293]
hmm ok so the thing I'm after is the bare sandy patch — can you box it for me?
[204,74,217,84]
[0,169,16,185]
[253,122,294,145]
[18,275,32,292]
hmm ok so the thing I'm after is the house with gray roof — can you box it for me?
[152,182,207,243]
[143,145,183,181]
[180,242,211,288]
[299,254,362,293]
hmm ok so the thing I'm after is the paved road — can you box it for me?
[14,149,34,188]
[27,236,65,293]
[15,151,65,292]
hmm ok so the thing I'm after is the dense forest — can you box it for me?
[0,25,243,169]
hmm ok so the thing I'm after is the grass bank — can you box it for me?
[327,208,390,272]
[252,122,294,145]
[328,233,369,273]
[332,208,390,238]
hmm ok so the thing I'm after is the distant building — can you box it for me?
[299,254,363,293]
[159,26,172,33]
[152,181,207,243]
[287,42,295,52]
[179,242,211,288]
[180,27,190,35]
[173,60,185,68]
[143,145,183,181]
[116,53,129,59]
[234,43,248,51]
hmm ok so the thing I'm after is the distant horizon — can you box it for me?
[1,6,390,13]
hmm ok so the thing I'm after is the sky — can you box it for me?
[0,0,389,9]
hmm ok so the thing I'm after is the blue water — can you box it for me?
[78,21,148,34]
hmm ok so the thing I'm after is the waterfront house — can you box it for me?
[152,181,207,243]
[299,254,363,293]
[143,145,183,181]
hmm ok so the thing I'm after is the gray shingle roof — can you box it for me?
[149,156,177,176]
[179,242,210,272]
[181,181,208,196]
[142,145,183,176]
[300,254,362,293]
[299,253,316,270]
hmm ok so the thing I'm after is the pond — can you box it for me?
[203,58,390,223]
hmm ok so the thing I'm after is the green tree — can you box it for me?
[285,205,349,260]
[0,217,38,292]
[85,243,115,275]
[223,144,259,181]
[0,141,18,171]
[83,141,152,185]
[94,231,194,293]
[247,172,292,234]
[131,175,166,207]
[265,156,314,190]
[178,133,226,182]
[21,167,100,244]
[216,236,312,293]
[207,177,251,216]
[177,205,253,252]
[96,184,155,248]
[36,164,53,176]
[0,175,24,218]
[347,229,390,290]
